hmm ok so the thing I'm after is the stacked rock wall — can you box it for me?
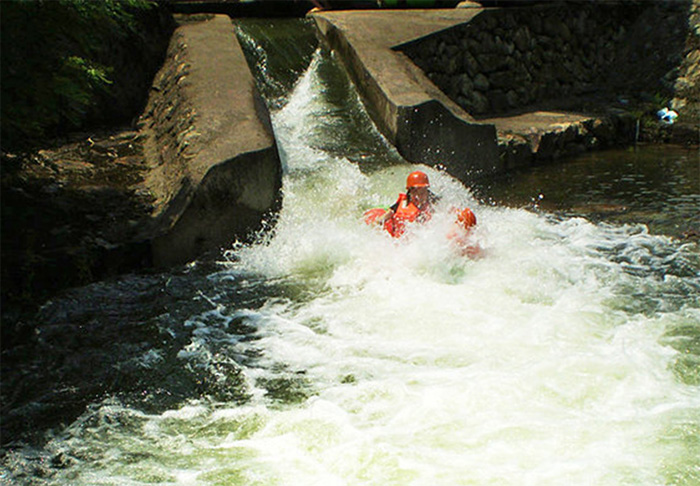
[671,1,700,122]
[401,2,693,117]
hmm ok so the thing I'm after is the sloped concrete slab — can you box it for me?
[311,9,502,181]
[139,15,281,266]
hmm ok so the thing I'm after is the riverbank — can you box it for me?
[1,13,280,317]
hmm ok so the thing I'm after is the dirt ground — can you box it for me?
[1,127,156,321]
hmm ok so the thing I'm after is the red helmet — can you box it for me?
[457,208,477,229]
[406,170,430,189]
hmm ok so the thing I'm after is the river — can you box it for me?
[2,18,699,485]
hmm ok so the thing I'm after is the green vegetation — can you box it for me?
[0,0,160,150]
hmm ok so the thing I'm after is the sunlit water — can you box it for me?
[3,19,700,486]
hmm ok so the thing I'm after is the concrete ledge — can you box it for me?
[139,15,281,266]
[311,10,502,182]
[485,110,636,170]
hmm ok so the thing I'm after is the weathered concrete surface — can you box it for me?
[482,110,635,170]
[139,15,281,266]
[311,9,502,182]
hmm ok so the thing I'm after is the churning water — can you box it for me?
[3,19,699,486]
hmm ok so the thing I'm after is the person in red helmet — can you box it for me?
[447,207,482,258]
[456,207,477,229]
[375,170,438,238]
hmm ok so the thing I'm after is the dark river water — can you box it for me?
[474,145,699,240]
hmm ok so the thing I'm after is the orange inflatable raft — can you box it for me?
[364,206,482,257]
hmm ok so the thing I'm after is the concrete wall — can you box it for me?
[138,15,282,266]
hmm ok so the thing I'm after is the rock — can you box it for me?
[476,53,509,73]
[470,90,490,113]
[458,73,474,96]
[587,118,616,142]
[490,70,514,90]
[462,51,479,77]
[513,26,531,52]
[445,52,461,75]
[490,90,510,112]
[473,72,490,91]
[506,89,519,108]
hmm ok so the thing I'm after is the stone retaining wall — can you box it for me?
[671,1,700,122]
[401,2,694,117]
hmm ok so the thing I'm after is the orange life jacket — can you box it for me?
[385,193,430,238]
